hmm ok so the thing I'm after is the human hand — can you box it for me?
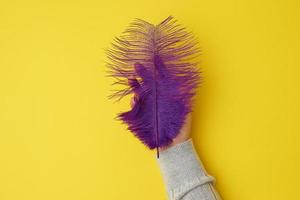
[130,96,192,152]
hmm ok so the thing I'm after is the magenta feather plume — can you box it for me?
[106,16,201,157]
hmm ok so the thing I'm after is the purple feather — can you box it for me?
[106,16,201,157]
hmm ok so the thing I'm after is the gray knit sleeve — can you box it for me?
[157,139,222,200]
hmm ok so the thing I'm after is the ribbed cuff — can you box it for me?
[157,139,216,200]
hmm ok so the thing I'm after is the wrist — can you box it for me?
[160,136,191,152]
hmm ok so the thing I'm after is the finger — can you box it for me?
[128,76,140,93]
[130,95,139,108]
[130,97,135,107]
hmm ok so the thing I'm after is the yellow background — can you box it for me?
[0,0,299,199]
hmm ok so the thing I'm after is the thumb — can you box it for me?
[128,76,140,108]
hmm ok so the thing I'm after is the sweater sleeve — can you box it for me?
[157,139,222,200]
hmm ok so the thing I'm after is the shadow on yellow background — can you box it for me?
[0,0,299,199]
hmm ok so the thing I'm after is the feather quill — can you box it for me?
[106,16,201,157]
